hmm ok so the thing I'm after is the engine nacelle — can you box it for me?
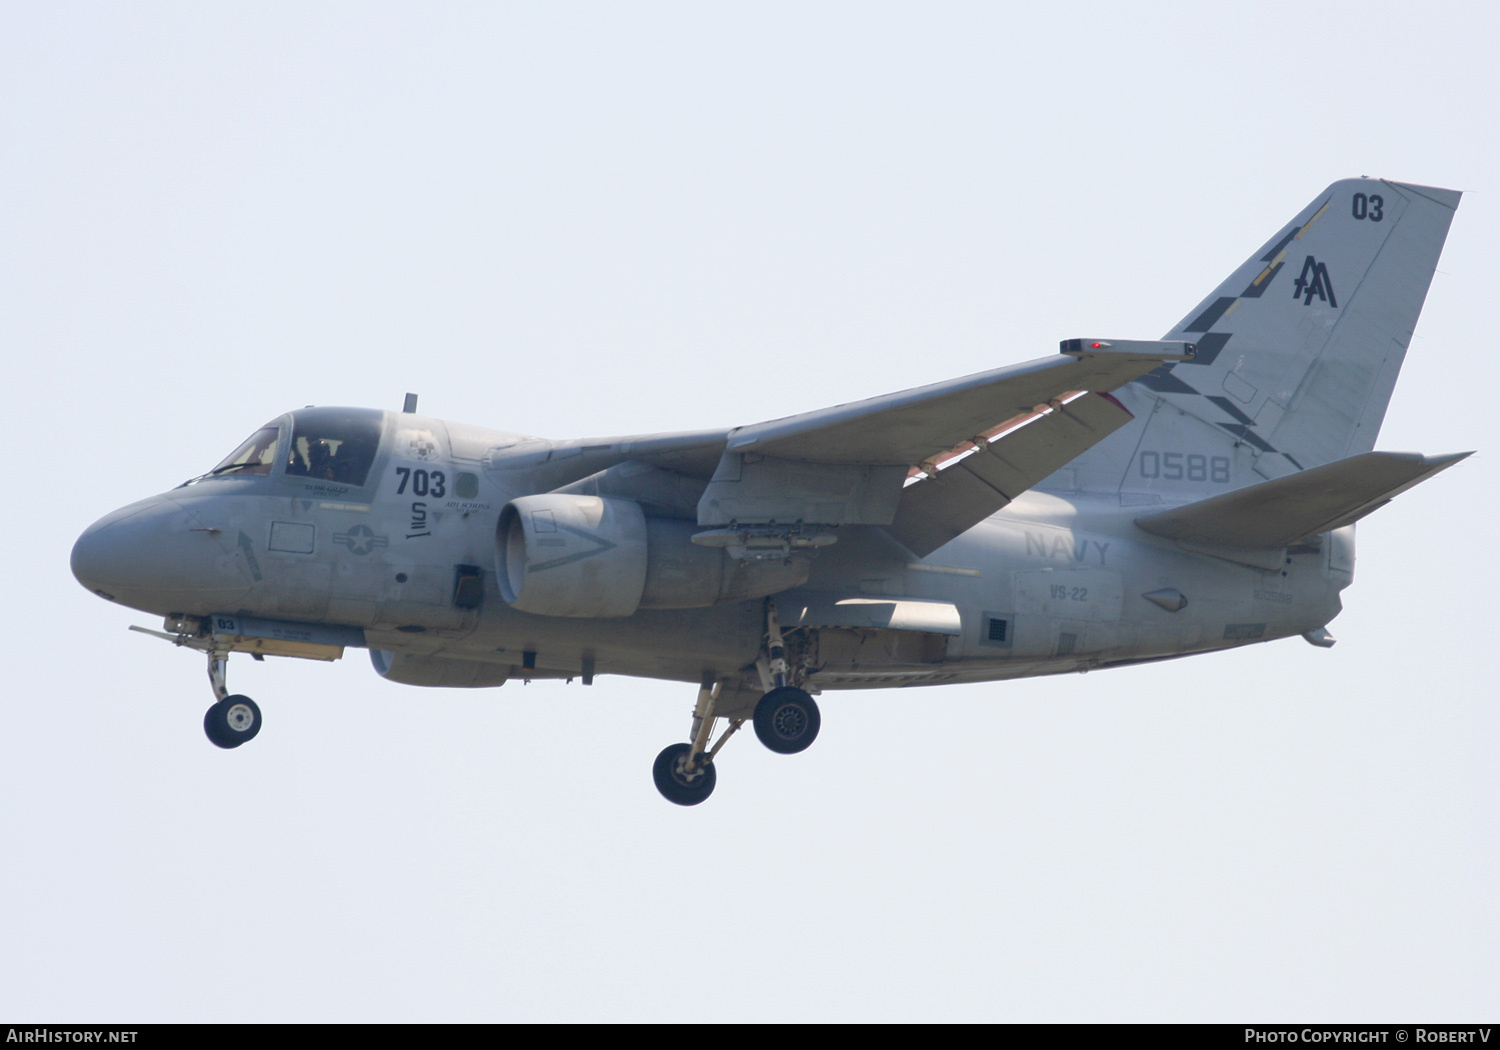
[497,493,809,618]
[498,494,650,617]
[370,649,510,688]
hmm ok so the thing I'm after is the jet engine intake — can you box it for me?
[497,493,810,618]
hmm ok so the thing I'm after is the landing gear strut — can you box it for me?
[751,600,820,754]
[651,676,742,806]
[650,599,822,804]
[202,650,262,750]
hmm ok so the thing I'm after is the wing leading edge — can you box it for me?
[724,340,1193,466]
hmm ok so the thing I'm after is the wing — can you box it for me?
[694,340,1193,534]
[527,340,1193,549]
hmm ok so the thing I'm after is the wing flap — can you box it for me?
[887,390,1138,556]
[1134,450,1471,549]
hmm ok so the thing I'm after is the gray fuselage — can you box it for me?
[71,408,1349,696]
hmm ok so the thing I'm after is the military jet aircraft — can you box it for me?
[72,178,1468,805]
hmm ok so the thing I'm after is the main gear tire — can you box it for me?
[652,742,716,806]
[752,686,820,754]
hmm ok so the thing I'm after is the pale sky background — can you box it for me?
[2,1,1497,1022]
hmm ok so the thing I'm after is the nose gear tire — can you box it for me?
[204,695,262,749]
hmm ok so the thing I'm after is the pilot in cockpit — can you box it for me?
[302,437,336,480]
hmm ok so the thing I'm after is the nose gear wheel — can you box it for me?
[204,694,262,749]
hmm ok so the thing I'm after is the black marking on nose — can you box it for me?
[236,531,263,582]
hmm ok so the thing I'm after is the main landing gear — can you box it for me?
[202,650,262,750]
[651,599,822,805]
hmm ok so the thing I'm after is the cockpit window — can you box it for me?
[206,425,281,478]
[284,407,383,487]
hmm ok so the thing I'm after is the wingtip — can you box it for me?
[1371,450,1473,467]
[1428,450,1476,465]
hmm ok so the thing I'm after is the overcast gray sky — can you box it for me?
[2,1,1496,1021]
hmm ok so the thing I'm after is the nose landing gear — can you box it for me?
[202,650,262,750]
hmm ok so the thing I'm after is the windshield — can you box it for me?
[205,425,281,478]
[284,407,383,487]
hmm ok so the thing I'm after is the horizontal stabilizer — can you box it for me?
[889,391,1137,556]
[1134,450,1471,549]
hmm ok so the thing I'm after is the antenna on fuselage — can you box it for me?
[402,393,418,414]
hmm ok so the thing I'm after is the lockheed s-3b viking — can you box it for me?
[71,178,1469,805]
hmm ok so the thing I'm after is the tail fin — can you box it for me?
[1055,179,1460,498]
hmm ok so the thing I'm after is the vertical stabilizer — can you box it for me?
[1054,179,1460,499]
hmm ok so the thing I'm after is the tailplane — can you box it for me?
[1133,450,1470,550]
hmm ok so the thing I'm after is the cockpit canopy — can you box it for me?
[201,407,385,487]
[283,407,383,486]
[206,425,279,478]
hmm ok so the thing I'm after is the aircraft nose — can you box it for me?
[71,496,252,610]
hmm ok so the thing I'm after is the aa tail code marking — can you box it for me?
[1293,255,1338,307]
